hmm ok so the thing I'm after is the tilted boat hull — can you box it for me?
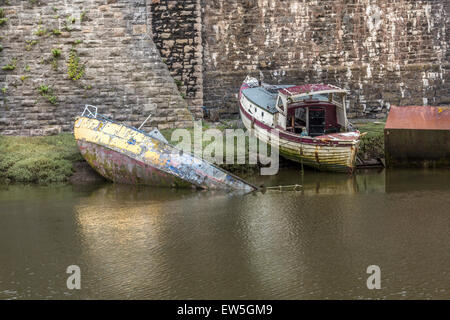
[74,116,256,192]
[239,100,359,173]
[77,140,193,188]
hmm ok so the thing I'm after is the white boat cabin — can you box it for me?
[240,78,350,138]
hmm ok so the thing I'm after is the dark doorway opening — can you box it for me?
[309,108,325,137]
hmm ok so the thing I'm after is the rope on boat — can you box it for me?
[263,184,303,192]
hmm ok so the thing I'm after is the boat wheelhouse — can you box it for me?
[239,76,361,173]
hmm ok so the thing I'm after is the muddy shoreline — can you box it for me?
[68,162,107,184]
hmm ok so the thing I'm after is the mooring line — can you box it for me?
[263,184,303,192]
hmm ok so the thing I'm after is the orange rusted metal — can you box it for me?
[385,106,450,130]
[384,105,450,168]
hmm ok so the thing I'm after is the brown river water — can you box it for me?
[0,168,449,299]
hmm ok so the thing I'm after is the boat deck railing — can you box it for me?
[81,105,98,118]
[79,104,157,140]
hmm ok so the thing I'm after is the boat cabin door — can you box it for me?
[308,108,326,137]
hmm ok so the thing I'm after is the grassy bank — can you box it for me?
[161,121,387,165]
[0,120,385,185]
[0,133,83,184]
[160,123,262,175]
[0,123,260,184]
[354,121,385,159]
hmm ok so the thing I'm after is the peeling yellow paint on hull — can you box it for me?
[74,116,256,192]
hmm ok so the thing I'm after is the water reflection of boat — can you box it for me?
[85,183,238,203]
[253,169,385,195]
[73,183,251,298]
[74,106,256,193]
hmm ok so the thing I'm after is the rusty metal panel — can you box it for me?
[385,129,450,168]
[385,106,450,130]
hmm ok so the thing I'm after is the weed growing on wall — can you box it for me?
[80,11,87,22]
[34,25,47,36]
[52,49,61,57]
[51,48,62,70]
[2,58,16,71]
[25,39,38,51]
[67,49,85,80]
[64,15,76,31]
[0,8,7,26]
[37,84,58,105]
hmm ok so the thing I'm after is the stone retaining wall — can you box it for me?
[200,0,449,119]
[0,0,193,136]
[0,0,448,135]
[150,0,203,120]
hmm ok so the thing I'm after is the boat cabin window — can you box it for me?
[286,103,341,137]
[286,106,307,134]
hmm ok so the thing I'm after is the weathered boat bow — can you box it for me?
[74,105,256,192]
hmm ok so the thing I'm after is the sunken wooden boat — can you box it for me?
[74,105,256,192]
[239,77,361,173]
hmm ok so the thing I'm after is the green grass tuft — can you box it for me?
[160,125,262,175]
[0,133,83,184]
[355,121,385,159]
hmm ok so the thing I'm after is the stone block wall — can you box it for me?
[0,0,448,136]
[150,0,203,120]
[0,0,193,136]
[201,0,449,119]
